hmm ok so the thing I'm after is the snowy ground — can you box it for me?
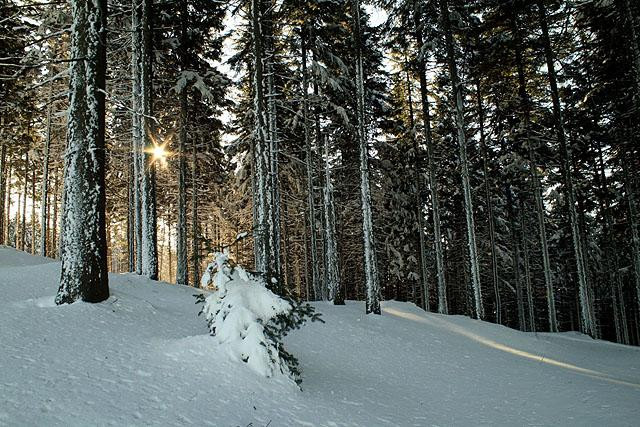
[1,246,639,426]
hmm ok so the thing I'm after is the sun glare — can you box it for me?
[146,141,169,167]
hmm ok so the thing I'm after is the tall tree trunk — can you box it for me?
[176,0,189,286]
[323,134,342,304]
[21,152,28,251]
[302,25,320,300]
[191,142,200,286]
[4,161,10,246]
[52,167,59,259]
[352,0,380,315]
[475,78,501,324]
[405,59,430,311]
[415,2,446,314]
[251,0,271,277]
[537,0,594,336]
[31,166,36,254]
[265,11,281,287]
[127,142,135,272]
[519,201,536,332]
[0,141,6,245]
[132,0,143,274]
[140,0,158,280]
[40,82,52,257]
[440,0,483,319]
[507,188,525,330]
[56,0,109,304]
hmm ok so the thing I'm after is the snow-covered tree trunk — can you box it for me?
[191,142,200,287]
[0,141,6,245]
[131,0,143,275]
[353,0,380,315]
[415,3,446,314]
[537,0,595,337]
[440,0,483,319]
[21,151,28,251]
[266,29,281,286]
[176,0,188,287]
[5,161,12,246]
[56,0,109,304]
[40,83,52,257]
[140,0,158,280]
[251,0,271,277]
[127,152,135,272]
[323,134,342,304]
[301,25,320,300]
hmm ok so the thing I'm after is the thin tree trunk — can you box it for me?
[537,0,594,336]
[440,0,483,318]
[40,82,52,257]
[265,17,281,287]
[191,142,200,287]
[176,0,189,286]
[132,0,143,274]
[4,160,10,245]
[140,0,158,280]
[507,188,525,330]
[415,1,447,314]
[405,59,430,311]
[52,167,59,259]
[31,166,36,255]
[520,201,536,333]
[21,152,28,252]
[353,0,380,314]
[324,134,342,304]
[0,142,6,245]
[302,25,320,300]
[475,78,501,324]
[251,0,271,276]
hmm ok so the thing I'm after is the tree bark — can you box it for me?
[140,0,158,280]
[56,0,109,304]
[251,0,271,277]
[176,0,189,286]
[40,82,52,257]
[353,0,380,314]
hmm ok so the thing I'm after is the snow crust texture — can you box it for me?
[1,246,639,426]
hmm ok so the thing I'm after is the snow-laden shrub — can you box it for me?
[196,252,322,385]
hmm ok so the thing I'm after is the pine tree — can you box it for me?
[56,0,109,304]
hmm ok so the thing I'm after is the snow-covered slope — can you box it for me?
[1,246,639,426]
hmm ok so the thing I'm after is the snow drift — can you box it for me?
[1,246,639,426]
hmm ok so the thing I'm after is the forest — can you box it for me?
[1,0,639,347]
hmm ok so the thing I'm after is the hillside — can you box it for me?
[0,246,639,426]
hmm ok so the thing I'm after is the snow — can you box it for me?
[1,246,639,426]
[200,252,294,380]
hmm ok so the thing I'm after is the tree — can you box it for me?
[56,0,109,304]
